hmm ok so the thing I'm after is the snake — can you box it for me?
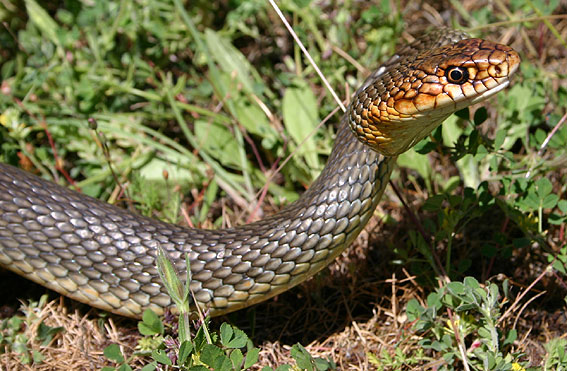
[0,28,520,319]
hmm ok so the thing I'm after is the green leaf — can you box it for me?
[314,357,333,370]
[31,350,44,364]
[230,348,244,369]
[36,322,64,346]
[536,178,553,197]
[24,0,61,47]
[503,329,517,346]
[244,347,260,368]
[282,79,322,173]
[104,344,124,364]
[493,130,506,150]
[194,119,243,169]
[405,299,424,321]
[118,364,133,371]
[413,138,438,154]
[521,189,540,210]
[291,343,315,371]
[138,309,164,336]
[140,364,157,371]
[426,292,442,310]
[293,0,312,8]
[220,322,234,347]
[454,107,470,121]
[151,349,172,366]
[463,276,480,289]
[542,194,559,209]
[423,195,444,211]
[478,326,491,339]
[498,82,537,146]
[193,325,207,352]
[204,29,265,97]
[139,156,195,184]
[473,107,488,126]
[201,344,231,369]
[155,245,190,313]
[8,316,23,330]
[552,260,566,274]
[19,350,32,365]
[233,101,279,148]
[178,340,194,365]
[549,213,566,225]
[226,326,248,348]
[446,282,466,296]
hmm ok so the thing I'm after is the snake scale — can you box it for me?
[0,28,520,318]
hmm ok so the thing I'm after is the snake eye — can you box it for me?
[445,66,469,84]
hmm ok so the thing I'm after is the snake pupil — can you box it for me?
[446,67,468,84]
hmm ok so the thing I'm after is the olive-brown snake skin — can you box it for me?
[0,28,520,318]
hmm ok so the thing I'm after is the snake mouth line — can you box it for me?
[464,79,512,110]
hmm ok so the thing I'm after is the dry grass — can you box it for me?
[0,297,140,370]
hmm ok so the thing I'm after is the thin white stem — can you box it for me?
[525,111,567,178]
[268,0,346,113]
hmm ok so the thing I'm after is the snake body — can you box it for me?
[0,29,520,318]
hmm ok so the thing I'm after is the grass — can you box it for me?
[1,0,567,369]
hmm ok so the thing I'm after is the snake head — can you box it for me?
[349,37,521,156]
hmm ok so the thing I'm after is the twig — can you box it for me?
[525,111,567,178]
[498,264,550,324]
[512,290,546,330]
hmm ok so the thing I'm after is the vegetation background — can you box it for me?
[0,0,566,369]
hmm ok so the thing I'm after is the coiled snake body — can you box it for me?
[0,29,520,318]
